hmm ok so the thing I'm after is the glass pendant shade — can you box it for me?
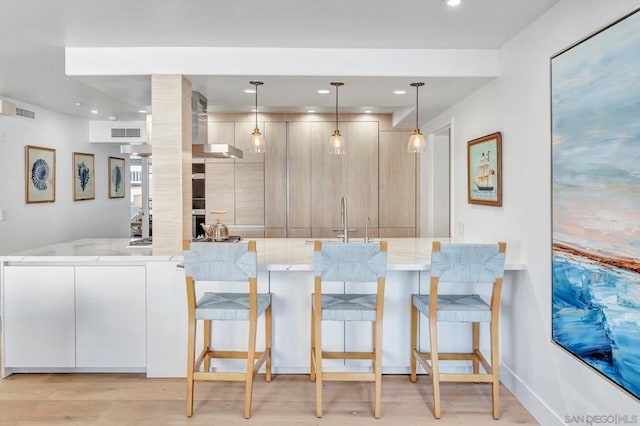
[328,82,346,155]
[250,127,265,153]
[407,128,426,153]
[329,129,345,155]
[248,80,265,153]
[408,82,426,154]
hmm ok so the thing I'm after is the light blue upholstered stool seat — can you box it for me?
[183,240,272,419]
[311,240,388,418]
[410,241,506,419]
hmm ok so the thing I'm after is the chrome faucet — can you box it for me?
[339,196,349,243]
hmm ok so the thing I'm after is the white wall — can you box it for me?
[422,1,640,423]
[0,98,130,255]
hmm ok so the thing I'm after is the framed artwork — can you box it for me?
[552,8,640,399]
[467,132,502,206]
[25,145,56,204]
[108,156,126,199]
[73,152,95,201]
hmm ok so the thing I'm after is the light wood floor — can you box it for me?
[0,373,538,425]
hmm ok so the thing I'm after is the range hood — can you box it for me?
[192,91,243,159]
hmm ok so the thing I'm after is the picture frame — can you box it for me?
[108,156,126,199]
[73,152,95,201]
[551,8,640,400]
[467,132,502,206]
[25,145,56,204]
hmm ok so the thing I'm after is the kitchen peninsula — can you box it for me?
[0,238,525,379]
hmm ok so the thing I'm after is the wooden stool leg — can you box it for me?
[203,320,211,373]
[472,322,480,374]
[186,317,196,417]
[310,301,316,382]
[410,301,418,383]
[314,299,323,417]
[244,313,258,419]
[265,303,272,382]
[373,319,383,419]
[491,319,500,419]
[429,313,441,419]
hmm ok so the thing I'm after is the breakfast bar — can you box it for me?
[0,238,525,378]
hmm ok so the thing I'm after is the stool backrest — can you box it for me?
[314,241,388,282]
[431,241,506,283]
[184,241,257,281]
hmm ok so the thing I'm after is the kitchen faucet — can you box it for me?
[339,196,349,243]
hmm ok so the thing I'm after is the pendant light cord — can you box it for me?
[335,84,339,130]
[415,84,419,129]
[254,84,258,128]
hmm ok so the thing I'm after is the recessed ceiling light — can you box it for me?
[307,110,316,113]
[74,102,83,106]
[244,89,256,94]
[363,110,373,114]
[90,109,99,114]
[138,110,148,114]
[394,90,407,95]
[444,0,461,6]
[317,90,330,94]
[251,108,259,112]
[108,116,117,121]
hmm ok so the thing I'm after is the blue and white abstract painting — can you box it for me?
[552,9,640,399]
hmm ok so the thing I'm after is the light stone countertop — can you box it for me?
[1,238,526,271]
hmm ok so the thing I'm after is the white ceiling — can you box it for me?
[0,0,559,127]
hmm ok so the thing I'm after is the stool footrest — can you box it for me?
[323,351,374,360]
[323,372,376,382]
[193,372,247,381]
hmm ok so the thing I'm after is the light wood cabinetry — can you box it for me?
[204,115,416,237]
[205,162,234,225]
[379,130,417,236]
[288,122,312,234]
[235,163,264,225]
[264,122,287,229]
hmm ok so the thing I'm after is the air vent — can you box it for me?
[15,107,35,119]
[111,128,141,138]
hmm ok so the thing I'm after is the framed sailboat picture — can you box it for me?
[467,132,502,206]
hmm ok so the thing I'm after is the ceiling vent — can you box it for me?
[89,120,147,143]
[111,128,142,138]
[15,107,35,120]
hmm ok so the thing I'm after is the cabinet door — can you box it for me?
[205,162,235,225]
[75,266,146,368]
[3,266,75,368]
[264,122,287,228]
[310,121,347,229]
[288,122,312,229]
[235,163,264,225]
[346,121,379,231]
[379,130,416,229]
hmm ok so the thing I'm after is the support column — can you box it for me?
[151,75,192,255]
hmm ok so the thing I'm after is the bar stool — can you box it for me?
[410,241,506,419]
[183,240,272,418]
[310,240,388,418]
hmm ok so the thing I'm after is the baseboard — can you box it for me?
[501,363,564,425]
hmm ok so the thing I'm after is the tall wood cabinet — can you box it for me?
[205,115,416,238]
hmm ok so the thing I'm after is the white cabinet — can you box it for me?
[3,266,76,368]
[75,266,146,368]
[2,265,146,372]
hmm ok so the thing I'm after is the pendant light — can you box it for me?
[328,81,346,155]
[408,82,426,153]
[249,80,265,153]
